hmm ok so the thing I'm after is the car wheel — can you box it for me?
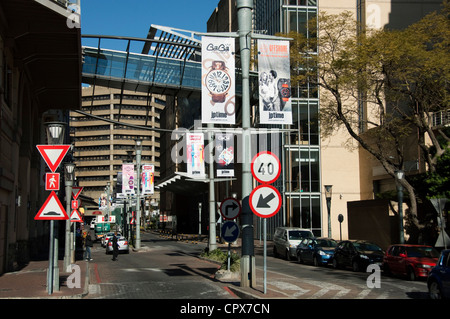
[313,256,320,267]
[407,267,416,281]
[429,281,442,300]
[352,260,360,272]
[332,258,339,269]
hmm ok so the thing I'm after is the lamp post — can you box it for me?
[395,170,405,244]
[44,121,66,294]
[324,185,333,238]
[63,162,75,271]
[135,139,142,250]
[198,202,202,241]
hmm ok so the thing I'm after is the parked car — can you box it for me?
[105,235,129,254]
[102,232,121,247]
[273,227,314,260]
[428,249,450,299]
[296,237,337,266]
[383,244,439,281]
[332,240,384,272]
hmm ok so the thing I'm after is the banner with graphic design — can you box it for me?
[215,133,234,177]
[122,164,135,195]
[186,133,205,178]
[201,36,235,124]
[258,39,292,125]
[141,164,155,195]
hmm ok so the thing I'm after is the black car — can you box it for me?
[428,249,450,299]
[332,240,384,272]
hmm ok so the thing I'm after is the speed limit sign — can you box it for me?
[251,151,281,184]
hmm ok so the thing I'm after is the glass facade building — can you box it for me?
[254,0,322,236]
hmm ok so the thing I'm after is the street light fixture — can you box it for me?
[324,185,333,238]
[395,170,405,244]
[45,121,66,145]
[135,139,142,250]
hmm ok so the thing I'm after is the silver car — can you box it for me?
[105,236,129,254]
[102,232,121,247]
[273,227,314,260]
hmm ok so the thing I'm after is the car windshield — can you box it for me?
[289,231,312,240]
[316,239,337,248]
[353,242,382,252]
[406,246,439,258]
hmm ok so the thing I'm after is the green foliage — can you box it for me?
[424,148,450,199]
[200,248,241,272]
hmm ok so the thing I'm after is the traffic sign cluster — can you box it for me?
[249,151,282,218]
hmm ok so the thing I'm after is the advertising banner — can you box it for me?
[122,163,135,195]
[258,39,292,125]
[141,164,155,195]
[215,133,234,177]
[186,133,205,178]
[201,36,235,124]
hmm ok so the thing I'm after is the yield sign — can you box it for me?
[72,186,83,200]
[35,191,69,220]
[36,145,70,172]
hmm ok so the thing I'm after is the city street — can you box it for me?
[84,231,430,300]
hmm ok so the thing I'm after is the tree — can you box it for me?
[288,3,449,232]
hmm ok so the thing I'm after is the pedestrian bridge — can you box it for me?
[81,26,250,98]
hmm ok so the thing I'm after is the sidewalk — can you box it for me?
[0,259,88,299]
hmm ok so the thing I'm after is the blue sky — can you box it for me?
[81,0,220,50]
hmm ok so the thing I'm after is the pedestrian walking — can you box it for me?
[84,231,93,261]
[112,231,119,261]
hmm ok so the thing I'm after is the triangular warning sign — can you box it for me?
[35,191,69,220]
[72,186,83,200]
[70,209,83,222]
[36,145,70,172]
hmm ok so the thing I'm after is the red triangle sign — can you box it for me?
[72,186,83,200]
[36,145,70,172]
[70,209,83,222]
[35,191,69,220]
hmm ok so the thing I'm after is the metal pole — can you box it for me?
[237,0,255,289]
[208,124,217,251]
[47,220,54,295]
[263,218,267,294]
[136,148,141,250]
[64,180,73,271]
[398,183,404,244]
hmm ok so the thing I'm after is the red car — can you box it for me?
[383,244,439,280]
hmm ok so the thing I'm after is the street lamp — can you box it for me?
[63,162,75,270]
[44,121,66,294]
[135,139,142,250]
[324,185,333,238]
[395,170,405,244]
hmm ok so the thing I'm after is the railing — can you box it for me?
[432,109,450,127]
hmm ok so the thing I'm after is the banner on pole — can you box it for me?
[215,133,234,177]
[201,36,235,124]
[186,133,205,178]
[258,39,292,125]
[141,164,155,195]
[122,164,135,195]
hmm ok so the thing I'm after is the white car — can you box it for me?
[105,236,129,254]
[101,232,121,247]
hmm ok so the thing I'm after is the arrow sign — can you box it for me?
[249,184,282,218]
[219,198,241,220]
[35,191,69,220]
[36,145,70,172]
[221,221,240,243]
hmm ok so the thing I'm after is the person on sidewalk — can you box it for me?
[112,232,119,261]
[85,232,93,261]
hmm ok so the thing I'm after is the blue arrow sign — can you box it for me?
[221,221,240,243]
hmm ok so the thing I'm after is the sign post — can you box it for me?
[250,151,281,294]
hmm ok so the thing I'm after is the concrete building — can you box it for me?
[70,86,165,218]
[0,0,81,274]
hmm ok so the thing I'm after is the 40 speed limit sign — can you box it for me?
[251,151,281,184]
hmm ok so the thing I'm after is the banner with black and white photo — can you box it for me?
[215,133,234,177]
[201,36,235,124]
[258,39,292,125]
